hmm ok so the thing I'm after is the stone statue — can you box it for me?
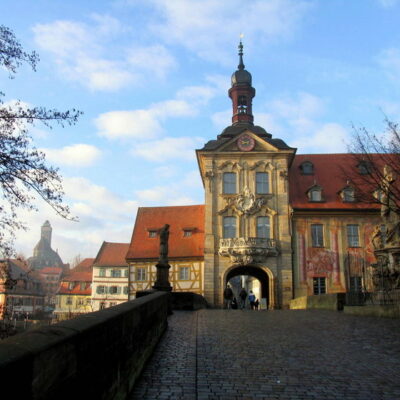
[159,224,170,263]
[380,165,400,248]
[372,225,383,250]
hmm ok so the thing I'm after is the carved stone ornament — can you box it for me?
[205,170,214,192]
[218,237,278,265]
[219,186,267,216]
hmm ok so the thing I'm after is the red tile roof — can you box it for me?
[126,205,205,260]
[94,242,129,267]
[290,154,381,211]
[58,281,92,295]
[63,258,94,282]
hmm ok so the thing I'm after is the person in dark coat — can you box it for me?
[223,285,234,309]
[239,288,247,309]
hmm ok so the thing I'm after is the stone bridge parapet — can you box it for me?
[0,291,169,400]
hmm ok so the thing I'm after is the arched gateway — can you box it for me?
[224,265,275,309]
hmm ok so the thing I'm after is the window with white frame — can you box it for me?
[66,297,72,305]
[347,224,360,247]
[223,216,236,238]
[179,266,190,280]
[123,286,129,295]
[109,286,121,295]
[223,172,236,194]
[183,229,192,237]
[96,285,106,294]
[111,269,121,278]
[257,216,270,238]
[99,268,106,277]
[313,277,326,294]
[124,269,128,277]
[256,172,269,194]
[136,267,146,281]
[311,224,324,247]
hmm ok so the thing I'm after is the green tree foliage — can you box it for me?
[0,26,82,256]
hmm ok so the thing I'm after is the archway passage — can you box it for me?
[226,266,269,308]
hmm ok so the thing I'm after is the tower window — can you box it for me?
[257,216,270,239]
[223,172,236,194]
[256,172,269,194]
[223,216,236,238]
[237,95,248,114]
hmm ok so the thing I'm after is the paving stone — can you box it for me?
[130,309,400,399]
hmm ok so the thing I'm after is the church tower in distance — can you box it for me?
[196,41,296,308]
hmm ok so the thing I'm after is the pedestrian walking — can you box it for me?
[239,288,247,309]
[223,284,234,309]
[249,290,256,310]
[231,297,238,309]
[254,298,259,310]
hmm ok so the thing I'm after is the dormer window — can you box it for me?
[358,161,372,175]
[341,186,355,202]
[183,227,195,237]
[307,185,323,202]
[300,161,314,175]
[148,230,158,238]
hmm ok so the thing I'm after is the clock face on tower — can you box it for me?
[237,133,255,152]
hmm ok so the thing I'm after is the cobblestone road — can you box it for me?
[130,310,400,400]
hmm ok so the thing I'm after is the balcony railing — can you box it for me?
[218,237,278,265]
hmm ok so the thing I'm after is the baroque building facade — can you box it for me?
[126,43,379,308]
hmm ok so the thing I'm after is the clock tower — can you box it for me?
[196,41,296,308]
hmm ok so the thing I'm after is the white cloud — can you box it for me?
[42,144,102,167]
[267,92,325,133]
[13,177,138,263]
[146,0,311,63]
[292,123,349,153]
[95,109,163,139]
[127,45,176,79]
[135,185,198,206]
[131,136,204,161]
[379,48,400,84]
[95,82,218,139]
[33,17,176,91]
[211,109,232,130]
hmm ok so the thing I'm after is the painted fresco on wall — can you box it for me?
[306,247,335,276]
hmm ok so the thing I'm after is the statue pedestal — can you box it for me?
[153,262,172,292]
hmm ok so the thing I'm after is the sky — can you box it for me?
[2,0,400,265]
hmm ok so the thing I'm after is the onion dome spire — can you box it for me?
[229,37,256,125]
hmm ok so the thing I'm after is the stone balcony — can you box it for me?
[218,237,279,265]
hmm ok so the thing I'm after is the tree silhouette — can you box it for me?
[0,25,82,256]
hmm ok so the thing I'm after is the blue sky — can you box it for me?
[2,0,400,263]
